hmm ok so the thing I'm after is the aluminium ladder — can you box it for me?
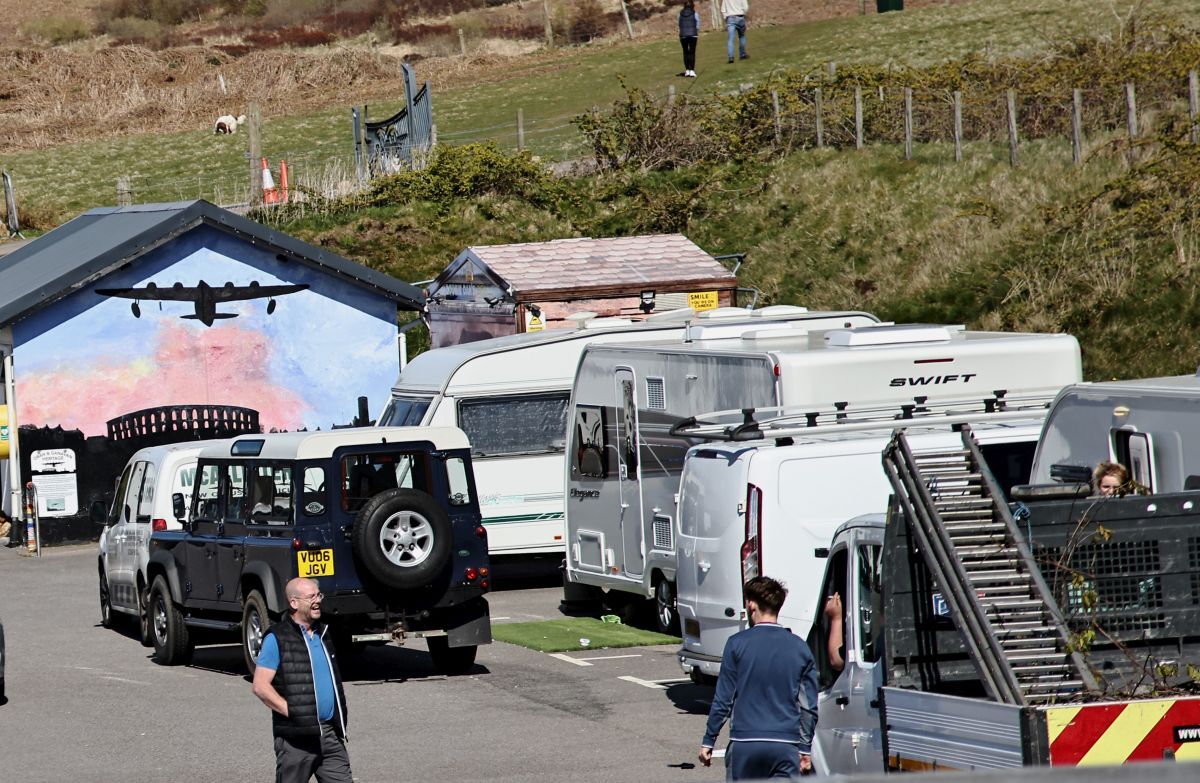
[882,425,1099,705]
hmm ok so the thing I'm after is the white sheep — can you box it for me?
[213,114,246,134]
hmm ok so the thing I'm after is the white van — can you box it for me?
[564,323,1081,633]
[378,306,877,556]
[674,403,1055,682]
[96,443,208,645]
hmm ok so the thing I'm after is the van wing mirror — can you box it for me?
[1050,463,1093,484]
[172,492,187,522]
[90,499,108,525]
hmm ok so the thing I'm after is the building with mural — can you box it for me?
[0,200,422,542]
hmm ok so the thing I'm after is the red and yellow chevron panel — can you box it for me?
[1046,697,1200,765]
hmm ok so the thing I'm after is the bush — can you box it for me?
[260,0,326,29]
[96,0,212,26]
[21,16,92,45]
[568,0,609,44]
[363,142,567,212]
[104,16,166,43]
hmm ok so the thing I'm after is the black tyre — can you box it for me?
[150,576,193,666]
[654,579,680,636]
[99,567,114,629]
[427,636,477,675]
[241,590,270,674]
[136,580,153,648]
[352,489,452,591]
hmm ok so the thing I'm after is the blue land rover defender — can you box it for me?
[146,427,490,675]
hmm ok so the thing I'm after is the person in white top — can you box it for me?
[721,0,749,63]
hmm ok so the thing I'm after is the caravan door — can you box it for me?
[615,368,645,577]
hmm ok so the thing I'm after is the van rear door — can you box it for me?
[614,367,645,577]
[677,446,752,675]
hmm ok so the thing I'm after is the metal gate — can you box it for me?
[353,63,434,179]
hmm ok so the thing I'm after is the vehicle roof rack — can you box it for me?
[669,390,1056,442]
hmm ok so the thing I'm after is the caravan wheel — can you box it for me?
[654,580,680,636]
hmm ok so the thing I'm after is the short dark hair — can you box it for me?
[744,576,787,615]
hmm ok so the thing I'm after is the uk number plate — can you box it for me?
[297,548,334,577]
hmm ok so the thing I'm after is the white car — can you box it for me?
[96,443,207,645]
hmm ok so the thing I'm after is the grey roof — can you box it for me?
[0,200,423,326]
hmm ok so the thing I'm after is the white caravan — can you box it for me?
[378,306,878,556]
[674,401,1060,682]
[563,323,1081,633]
[1029,374,1200,494]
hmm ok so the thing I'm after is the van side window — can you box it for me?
[446,457,472,506]
[225,465,249,521]
[342,451,427,512]
[573,405,607,478]
[108,464,133,525]
[810,547,848,690]
[137,462,158,522]
[458,393,569,458]
[125,461,148,524]
[858,545,883,664]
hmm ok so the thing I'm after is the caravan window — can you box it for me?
[573,405,608,478]
[458,393,569,458]
[379,395,433,426]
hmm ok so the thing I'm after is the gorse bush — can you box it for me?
[21,17,92,45]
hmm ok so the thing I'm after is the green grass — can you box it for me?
[7,0,1200,213]
[491,617,681,652]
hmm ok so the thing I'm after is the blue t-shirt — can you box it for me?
[258,627,336,722]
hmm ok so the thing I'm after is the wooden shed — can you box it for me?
[424,234,738,348]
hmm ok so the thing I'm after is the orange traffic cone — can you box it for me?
[261,157,278,205]
[279,159,289,204]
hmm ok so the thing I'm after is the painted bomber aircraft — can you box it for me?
[96,280,309,327]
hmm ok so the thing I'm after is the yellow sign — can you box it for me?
[297,548,334,577]
[688,291,719,311]
[525,308,545,333]
[0,405,8,460]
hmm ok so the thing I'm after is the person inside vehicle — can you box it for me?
[824,592,845,673]
[1092,461,1129,497]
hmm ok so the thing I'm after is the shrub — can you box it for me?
[21,16,92,45]
[96,0,212,26]
[104,16,166,43]
[260,0,326,29]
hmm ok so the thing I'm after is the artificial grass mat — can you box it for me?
[491,617,681,653]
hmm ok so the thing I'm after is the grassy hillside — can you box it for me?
[5,0,1199,215]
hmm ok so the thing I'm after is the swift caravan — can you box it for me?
[674,399,1060,683]
[378,306,878,555]
[563,324,1081,633]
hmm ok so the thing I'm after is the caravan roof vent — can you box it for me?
[582,317,634,329]
[566,311,598,329]
[741,327,808,344]
[696,307,754,320]
[645,307,696,322]
[825,324,956,347]
[751,305,810,318]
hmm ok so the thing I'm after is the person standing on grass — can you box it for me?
[678,0,701,77]
[699,576,818,780]
[252,577,353,783]
[721,0,749,63]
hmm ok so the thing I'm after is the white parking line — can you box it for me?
[618,675,692,689]
[547,651,644,666]
[549,653,593,667]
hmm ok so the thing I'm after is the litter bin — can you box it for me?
[877,0,904,11]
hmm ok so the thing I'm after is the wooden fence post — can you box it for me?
[1006,88,1018,167]
[827,61,837,80]
[903,87,913,160]
[542,0,554,47]
[815,88,824,148]
[116,176,132,207]
[1125,82,1138,140]
[854,86,864,150]
[1190,70,1199,145]
[517,108,525,151]
[458,29,466,56]
[1071,88,1083,166]
[771,90,782,145]
[952,90,963,163]
[620,0,634,39]
[247,101,262,206]
[667,84,676,106]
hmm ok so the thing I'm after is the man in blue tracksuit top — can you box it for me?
[699,576,819,780]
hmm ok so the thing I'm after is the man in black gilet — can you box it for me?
[252,578,352,783]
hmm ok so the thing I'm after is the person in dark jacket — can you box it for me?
[699,575,819,780]
[678,0,701,77]
[252,578,352,783]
